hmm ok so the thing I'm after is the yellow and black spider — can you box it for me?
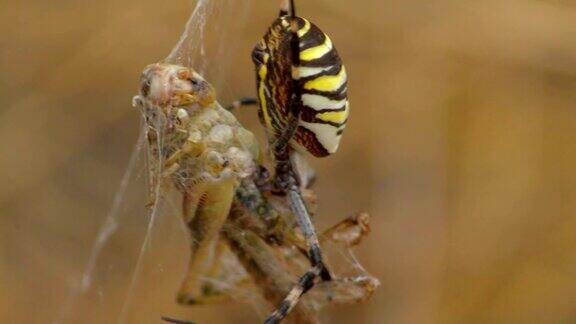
[235,0,350,322]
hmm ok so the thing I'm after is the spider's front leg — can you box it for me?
[263,149,331,324]
[177,178,236,305]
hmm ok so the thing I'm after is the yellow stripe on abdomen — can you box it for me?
[304,66,347,92]
[300,35,333,61]
[297,18,311,38]
[316,105,349,124]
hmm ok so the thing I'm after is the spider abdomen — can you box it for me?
[253,16,349,158]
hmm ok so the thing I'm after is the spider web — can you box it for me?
[54,1,375,323]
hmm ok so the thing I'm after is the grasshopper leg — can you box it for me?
[177,179,236,305]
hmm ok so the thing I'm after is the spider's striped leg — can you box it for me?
[275,155,331,281]
[264,265,322,324]
[177,178,235,305]
[262,156,329,322]
[288,183,331,282]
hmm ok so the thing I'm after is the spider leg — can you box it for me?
[226,97,258,111]
[177,179,236,305]
[264,265,321,324]
[275,153,331,280]
[262,152,330,323]
[287,185,331,281]
[279,0,296,17]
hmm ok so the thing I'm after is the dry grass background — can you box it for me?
[2,0,576,323]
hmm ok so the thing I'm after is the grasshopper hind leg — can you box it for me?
[177,179,236,305]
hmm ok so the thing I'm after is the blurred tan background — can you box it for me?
[2,0,576,323]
